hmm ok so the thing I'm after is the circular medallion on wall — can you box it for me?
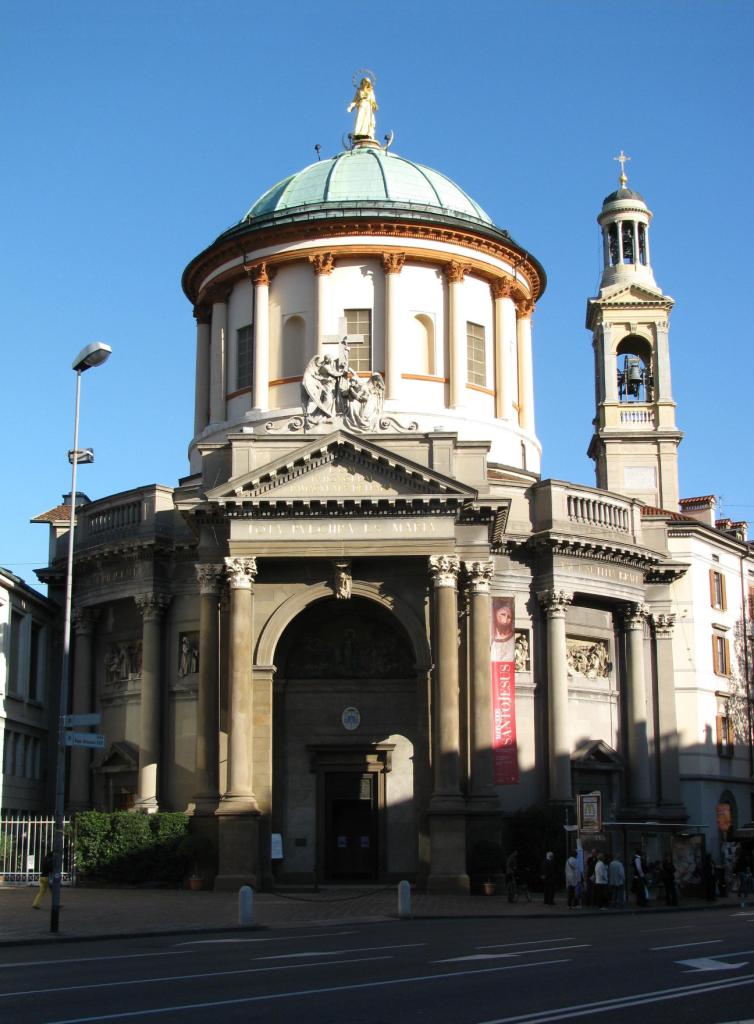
[341,706,361,731]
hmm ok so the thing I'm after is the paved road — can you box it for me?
[2,907,754,1023]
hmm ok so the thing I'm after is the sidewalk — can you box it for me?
[1,885,748,947]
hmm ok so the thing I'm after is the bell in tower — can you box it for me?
[586,154,683,511]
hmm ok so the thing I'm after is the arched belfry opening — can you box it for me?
[271,596,422,883]
[616,334,653,403]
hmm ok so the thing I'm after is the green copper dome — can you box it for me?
[241,145,492,226]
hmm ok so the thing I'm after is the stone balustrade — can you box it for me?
[532,480,642,543]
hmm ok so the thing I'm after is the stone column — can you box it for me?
[251,264,270,411]
[192,564,224,812]
[193,306,211,436]
[516,300,535,432]
[219,557,258,810]
[602,323,619,402]
[465,560,497,802]
[134,593,170,812]
[492,279,516,420]
[68,607,98,810]
[209,292,229,424]
[382,253,405,400]
[445,262,468,408]
[310,253,334,354]
[655,320,672,400]
[539,589,573,803]
[427,555,468,892]
[623,603,653,808]
[651,613,683,810]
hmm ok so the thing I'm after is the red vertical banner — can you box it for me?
[491,597,519,785]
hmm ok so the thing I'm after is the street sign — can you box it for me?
[64,732,105,749]
[63,713,101,728]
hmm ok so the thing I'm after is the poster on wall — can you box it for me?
[491,596,519,784]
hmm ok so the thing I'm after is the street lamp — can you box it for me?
[51,341,112,934]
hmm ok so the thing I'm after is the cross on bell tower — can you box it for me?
[586,159,683,511]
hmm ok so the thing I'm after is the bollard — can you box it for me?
[398,879,411,919]
[238,885,253,926]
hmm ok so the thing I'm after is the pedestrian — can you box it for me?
[32,849,54,909]
[584,849,597,906]
[565,853,582,909]
[542,851,556,905]
[633,848,648,907]
[661,855,678,906]
[608,854,626,907]
[702,853,717,901]
[594,853,609,908]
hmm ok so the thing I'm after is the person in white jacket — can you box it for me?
[594,854,609,908]
[565,854,582,909]
[608,855,626,907]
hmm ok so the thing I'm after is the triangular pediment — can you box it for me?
[571,739,623,767]
[206,430,477,507]
[598,282,672,305]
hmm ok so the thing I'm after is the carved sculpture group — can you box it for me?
[301,351,385,430]
[566,638,610,679]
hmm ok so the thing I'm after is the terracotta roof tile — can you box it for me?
[30,504,72,524]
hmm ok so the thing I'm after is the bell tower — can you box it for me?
[587,154,682,510]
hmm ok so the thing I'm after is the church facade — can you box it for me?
[31,88,754,889]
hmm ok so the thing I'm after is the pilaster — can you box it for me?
[134,593,171,812]
[538,589,573,803]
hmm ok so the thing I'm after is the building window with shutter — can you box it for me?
[712,633,731,676]
[237,325,253,391]
[344,309,372,371]
[716,713,734,758]
[466,321,486,386]
[709,569,727,610]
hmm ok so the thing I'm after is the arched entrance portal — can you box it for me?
[272,596,421,883]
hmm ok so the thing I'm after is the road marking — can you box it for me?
[0,951,190,971]
[1,955,393,1000]
[257,942,425,960]
[639,925,693,933]
[471,971,754,1023]
[436,945,589,963]
[478,938,574,949]
[175,929,358,945]
[44,960,571,1023]
[651,940,723,951]
[676,957,746,972]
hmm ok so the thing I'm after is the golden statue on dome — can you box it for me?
[347,70,378,140]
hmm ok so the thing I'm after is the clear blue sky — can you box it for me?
[2,0,752,589]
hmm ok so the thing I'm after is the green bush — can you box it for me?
[73,811,190,885]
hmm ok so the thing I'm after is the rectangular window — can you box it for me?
[712,634,731,676]
[236,325,253,391]
[716,714,734,758]
[8,611,23,694]
[709,569,727,610]
[29,621,42,702]
[466,321,486,386]
[748,585,754,621]
[344,309,372,371]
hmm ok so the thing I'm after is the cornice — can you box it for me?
[526,532,660,571]
[185,217,544,305]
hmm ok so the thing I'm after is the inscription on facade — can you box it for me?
[264,462,402,499]
[233,517,454,542]
[559,560,642,586]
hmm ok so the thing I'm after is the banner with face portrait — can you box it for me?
[491,596,519,785]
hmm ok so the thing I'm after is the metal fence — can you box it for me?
[0,816,75,885]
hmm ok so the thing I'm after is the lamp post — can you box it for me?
[51,341,112,934]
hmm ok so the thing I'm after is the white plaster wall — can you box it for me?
[269,262,316,382]
[398,264,445,377]
[328,258,383,368]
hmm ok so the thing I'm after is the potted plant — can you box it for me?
[177,833,214,891]
[468,839,504,895]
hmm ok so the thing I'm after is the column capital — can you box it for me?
[538,589,573,616]
[382,252,406,275]
[429,554,460,588]
[72,606,99,636]
[224,556,258,590]
[651,612,676,637]
[244,261,271,286]
[490,277,515,300]
[193,304,212,324]
[134,593,171,621]
[623,602,650,629]
[516,298,535,320]
[195,562,225,595]
[309,252,335,276]
[463,559,494,593]
[207,285,233,306]
[444,261,470,284]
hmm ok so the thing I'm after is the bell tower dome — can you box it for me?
[586,154,682,510]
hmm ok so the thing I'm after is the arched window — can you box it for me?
[616,334,653,402]
[621,221,635,263]
[409,314,435,375]
[281,315,305,378]
[638,223,647,265]
[608,223,620,267]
